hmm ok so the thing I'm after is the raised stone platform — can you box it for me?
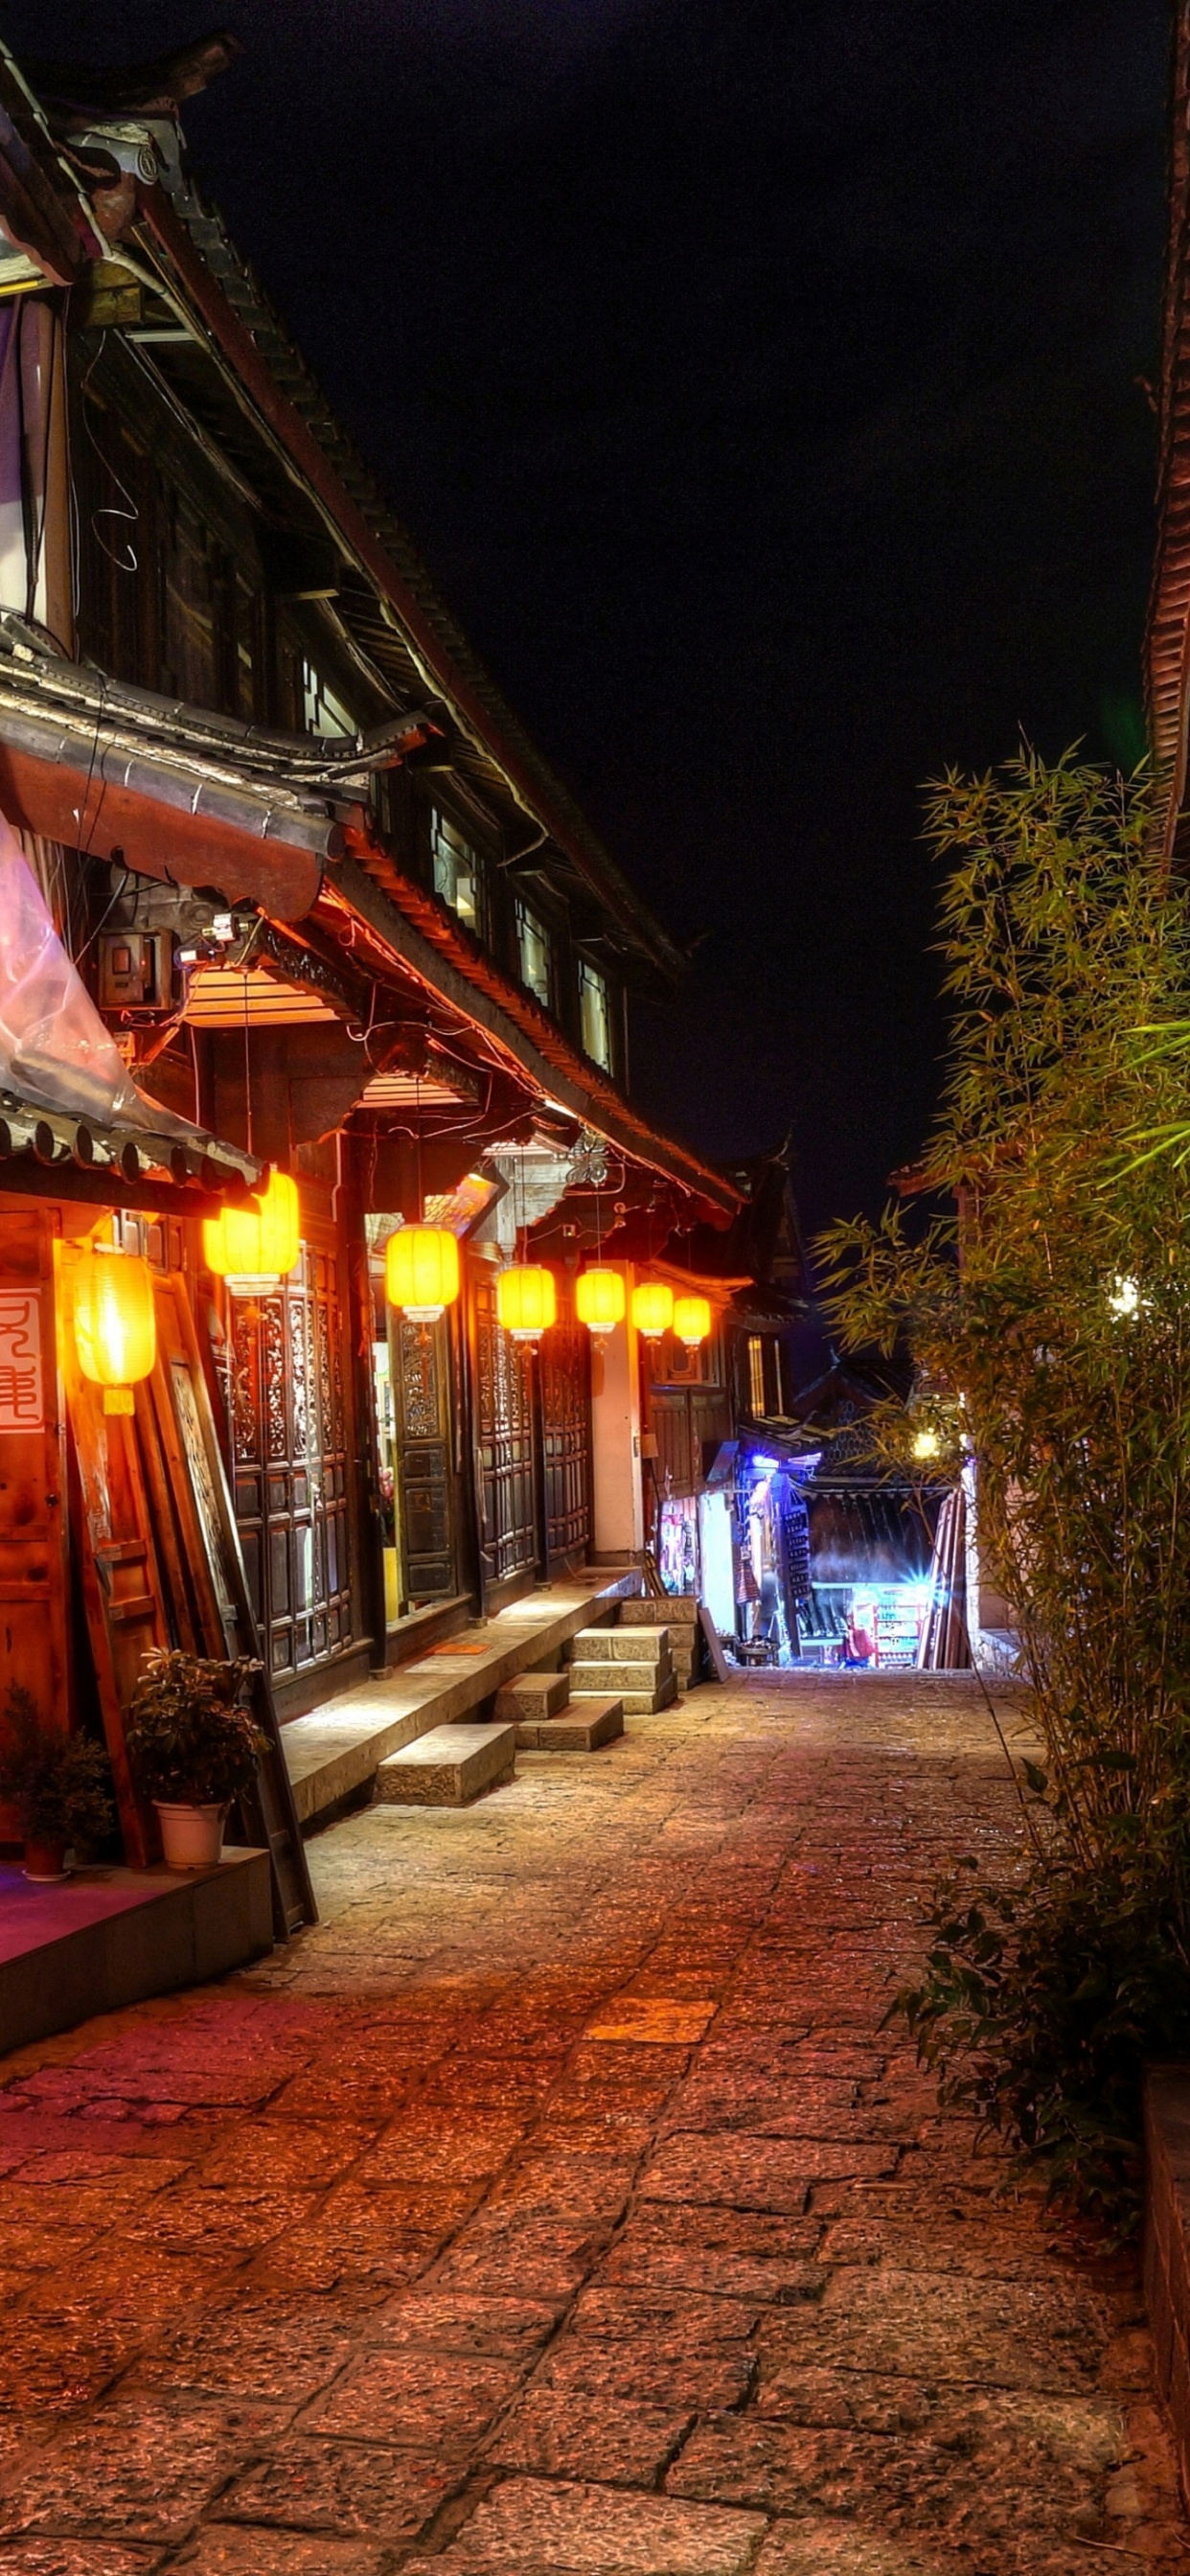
[0,1850,273,2055]
[375,1722,516,1807]
[515,1698,625,1752]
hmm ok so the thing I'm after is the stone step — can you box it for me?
[572,1625,672,1663]
[515,1698,624,1752]
[620,1596,698,1625]
[569,1653,671,1697]
[494,1669,570,1723]
[374,1723,515,1807]
[572,1673,676,1715]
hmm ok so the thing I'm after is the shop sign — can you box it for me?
[0,1287,42,1431]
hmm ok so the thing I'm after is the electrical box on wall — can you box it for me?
[97,930,177,1015]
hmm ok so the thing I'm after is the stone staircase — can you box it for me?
[567,1622,676,1715]
[494,1666,626,1752]
[619,1593,699,1690]
[374,1593,703,1804]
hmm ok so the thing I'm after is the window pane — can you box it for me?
[579,961,611,1069]
[515,901,551,1007]
[431,806,485,939]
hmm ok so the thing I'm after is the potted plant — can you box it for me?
[125,1650,265,1870]
[0,1684,115,1881]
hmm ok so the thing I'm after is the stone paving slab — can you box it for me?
[0,1674,1181,2570]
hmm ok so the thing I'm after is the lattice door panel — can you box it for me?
[392,1313,456,1603]
[472,1267,538,1590]
[226,1242,354,1681]
[539,1294,591,1569]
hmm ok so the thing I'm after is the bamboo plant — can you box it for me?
[817,749,1190,2227]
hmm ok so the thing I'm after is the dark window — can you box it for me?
[431,805,486,940]
[515,899,552,1008]
[578,959,612,1070]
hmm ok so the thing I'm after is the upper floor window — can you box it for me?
[515,900,552,1009]
[431,806,485,939]
[302,658,355,740]
[747,1335,767,1416]
[578,959,612,1070]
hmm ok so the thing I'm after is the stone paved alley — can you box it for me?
[0,1673,1185,2574]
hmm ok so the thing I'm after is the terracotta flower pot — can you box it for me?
[154,1801,227,1871]
[23,1835,69,1883]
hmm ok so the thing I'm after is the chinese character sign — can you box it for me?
[0,1289,43,1432]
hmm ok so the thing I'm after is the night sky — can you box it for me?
[6,0,1171,1232]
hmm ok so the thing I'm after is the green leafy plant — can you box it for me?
[0,1684,115,1848]
[817,748,1190,2231]
[125,1650,265,1806]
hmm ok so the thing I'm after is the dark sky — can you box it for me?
[6,0,1171,1231]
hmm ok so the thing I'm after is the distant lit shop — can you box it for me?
[670,1440,950,1670]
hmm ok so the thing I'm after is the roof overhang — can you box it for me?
[132,179,688,985]
[322,854,743,1221]
[0,1083,260,1216]
[0,706,332,920]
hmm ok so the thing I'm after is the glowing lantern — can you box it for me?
[385,1224,460,1322]
[74,1245,156,1415]
[203,1170,301,1291]
[912,1428,941,1461]
[673,1293,712,1349]
[575,1266,625,1337]
[630,1280,674,1342]
[497,1264,556,1343]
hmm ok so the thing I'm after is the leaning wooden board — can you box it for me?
[60,1243,315,1931]
[147,1274,316,1937]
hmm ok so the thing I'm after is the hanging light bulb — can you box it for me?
[630,1280,674,1342]
[386,1223,461,1323]
[673,1293,711,1349]
[74,1244,157,1414]
[203,1170,301,1293]
[576,1266,625,1337]
[497,1264,557,1343]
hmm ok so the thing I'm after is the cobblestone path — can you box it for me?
[0,1672,1183,2573]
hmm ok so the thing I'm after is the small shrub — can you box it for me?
[0,1685,115,1848]
[125,1650,265,1806]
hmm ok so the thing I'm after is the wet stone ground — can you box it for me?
[0,1670,1183,2574]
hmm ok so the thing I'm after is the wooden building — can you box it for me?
[0,28,758,1832]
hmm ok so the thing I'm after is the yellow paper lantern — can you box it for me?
[385,1224,461,1322]
[496,1263,556,1343]
[575,1266,626,1336]
[202,1170,301,1290]
[630,1280,674,1341]
[74,1245,157,1415]
[673,1293,712,1349]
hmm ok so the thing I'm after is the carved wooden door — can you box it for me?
[471,1263,538,1595]
[226,1237,355,1684]
[391,1312,456,1604]
[539,1287,591,1571]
